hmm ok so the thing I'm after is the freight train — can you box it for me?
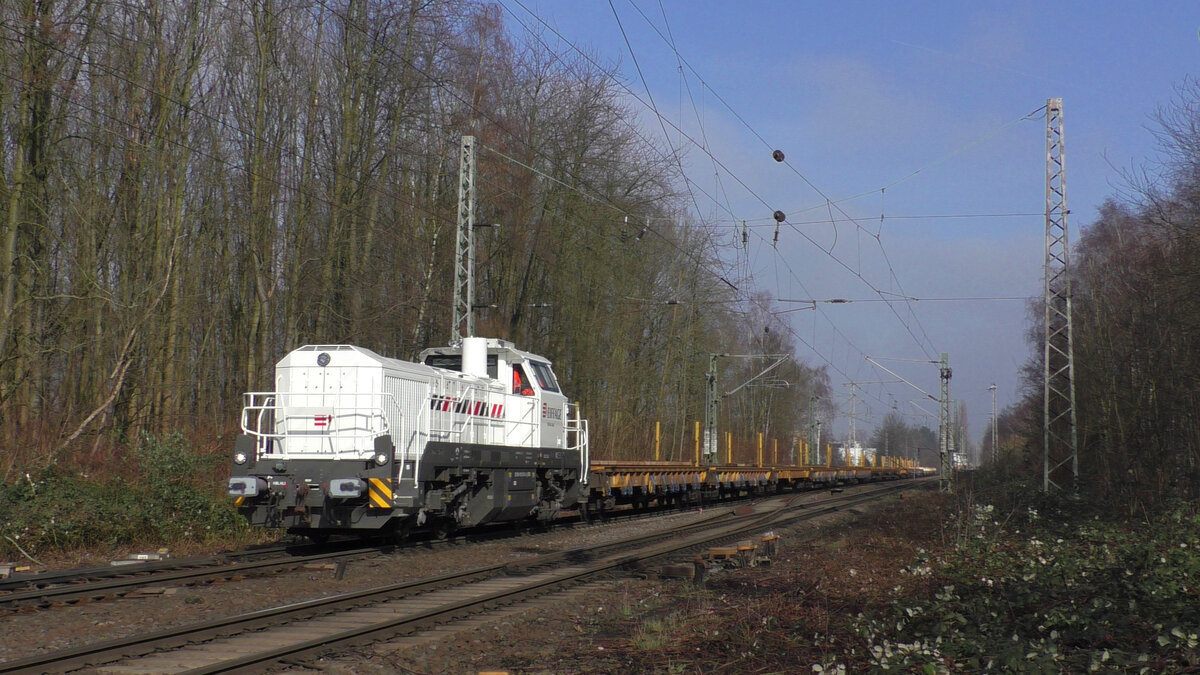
[228,338,928,542]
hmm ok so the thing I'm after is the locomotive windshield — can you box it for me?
[529,361,560,392]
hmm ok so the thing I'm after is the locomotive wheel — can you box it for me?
[433,520,456,541]
[388,522,411,546]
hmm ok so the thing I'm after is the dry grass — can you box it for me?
[385,489,950,674]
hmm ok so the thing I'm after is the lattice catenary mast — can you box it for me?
[938,353,953,491]
[1042,98,1079,492]
[452,136,476,341]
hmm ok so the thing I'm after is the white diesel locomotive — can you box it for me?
[227,337,589,541]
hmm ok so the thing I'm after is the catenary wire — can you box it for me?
[507,0,946,360]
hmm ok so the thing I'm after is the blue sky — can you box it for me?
[501,1,1199,452]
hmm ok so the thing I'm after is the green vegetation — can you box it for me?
[855,480,1200,673]
[0,434,251,560]
[484,484,1200,674]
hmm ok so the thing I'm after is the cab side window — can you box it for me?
[512,365,535,396]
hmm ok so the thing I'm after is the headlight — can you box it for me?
[329,478,365,498]
[233,451,248,465]
[228,476,266,497]
[374,452,389,466]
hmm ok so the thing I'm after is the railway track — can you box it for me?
[0,484,793,613]
[0,479,929,674]
[0,507,665,615]
[0,545,382,612]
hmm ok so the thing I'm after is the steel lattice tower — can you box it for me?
[452,136,476,341]
[1042,99,1079,492]
[938,353,953,491]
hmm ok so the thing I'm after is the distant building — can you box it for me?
[842,441,878,467]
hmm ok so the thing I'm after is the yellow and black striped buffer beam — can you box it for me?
[368,478,393,508]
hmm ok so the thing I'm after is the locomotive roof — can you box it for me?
[417,338,553,365]
[282,340,554,369]
[282,344,406,369]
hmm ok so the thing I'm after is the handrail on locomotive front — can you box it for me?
[567,402,589,484]
[240,391,396,460]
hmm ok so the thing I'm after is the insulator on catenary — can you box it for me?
[772,149,785,162]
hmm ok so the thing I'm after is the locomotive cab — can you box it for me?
[419,338,569,450]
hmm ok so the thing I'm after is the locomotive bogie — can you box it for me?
[417,442,584,526]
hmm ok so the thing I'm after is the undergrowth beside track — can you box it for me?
[0,433,258,562]
[853,479,1200,673]
[401,475,1200,674]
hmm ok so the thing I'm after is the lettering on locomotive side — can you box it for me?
[541,403,562,420]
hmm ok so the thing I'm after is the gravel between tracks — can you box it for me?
[294,487,931,674]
